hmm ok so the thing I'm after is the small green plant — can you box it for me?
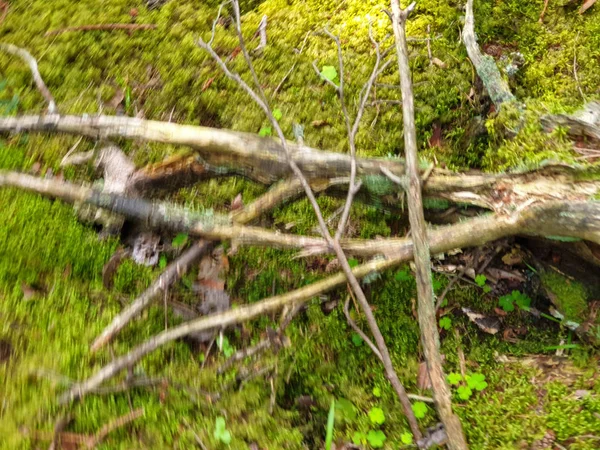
[367,430,386,448]
[218,335,235,358]
[258,126,272,137]
[368,407,385,425]
[372,386,381,398]
[273,108,283,121]
[158,254,167,269]
[171,233,188,248]
[350,332,363,347]
[498,290,531,312]
[347,258,359,268]
[439,316,452,330]
[447,372,488,400]
[400,432,414,445]
[320,65,338,83]
[411,401,428,419]
[325,399,335,450]
[213,416,231,445]
[475,274,492,293]
[394,268,413,282]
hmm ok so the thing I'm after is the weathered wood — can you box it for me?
[0,115,598,211]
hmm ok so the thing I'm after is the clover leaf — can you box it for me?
[368,407,385,425]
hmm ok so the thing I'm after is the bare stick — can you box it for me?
[539,0,550,23]
[86,408,144,448]
[0,43,56,113]
[390,1,468,448]
[91,241,213,351]
[462,0,515,107]
[573,33,586,102]
[44,24,156,37]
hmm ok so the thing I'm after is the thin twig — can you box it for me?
[85,408,144,449]
[343,295,382,361]
[45,24,156,37]
[539,0,550,23]
[573,32,586,102]
[390,1,467,448]
[0,43,56,113]
[273,31,310,95]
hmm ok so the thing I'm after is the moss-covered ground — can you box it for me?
[1,0,600,448]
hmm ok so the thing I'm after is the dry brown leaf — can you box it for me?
[106,87,125,109]
[580,0,597,14]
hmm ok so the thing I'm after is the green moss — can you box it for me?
[540,270,589,322]
[2,0,600,447]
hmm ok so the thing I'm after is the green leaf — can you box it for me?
[372,387,381,398]
[498,295,515,312]
[412,401,428,419]
[348,258,359,268]
[320,65,338,82]
[457,385,472,400]
[466,373,488,391]
[447,372,463,386]
[401,432,414,445]
[513,291,531,309]
[475,274,487,287]
[352,431,366,445]
[273,108,283,121]
[159,254,167,269]
[350,332,363,347]
[439,316,452,330]
[368,407,385,425]
[215,416,226,433]
[432,276,443,293]
[394,268,413,282]
[220,430,231,445]
[259,126,272,137]
[325,399,335,450]
[171,233,188,248]
[483,285,492,293]
[366,430,386,448]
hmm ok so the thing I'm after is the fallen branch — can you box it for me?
[93,173,318,350]
[0,43,56,113]
[45,23,157,37]
[91,241,214,351]
[390,2,468,448]
[1,114,597,210]
[462,0,515,107]
[59,199,600,403]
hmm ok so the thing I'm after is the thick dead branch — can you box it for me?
[541,101,600,141]
[462,0,515,107]
[390,2,468,448]
[0,43,56,113]
[59,199,600,403]
[2,115,597,210]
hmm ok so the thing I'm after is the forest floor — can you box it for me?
[1,0,600,449]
